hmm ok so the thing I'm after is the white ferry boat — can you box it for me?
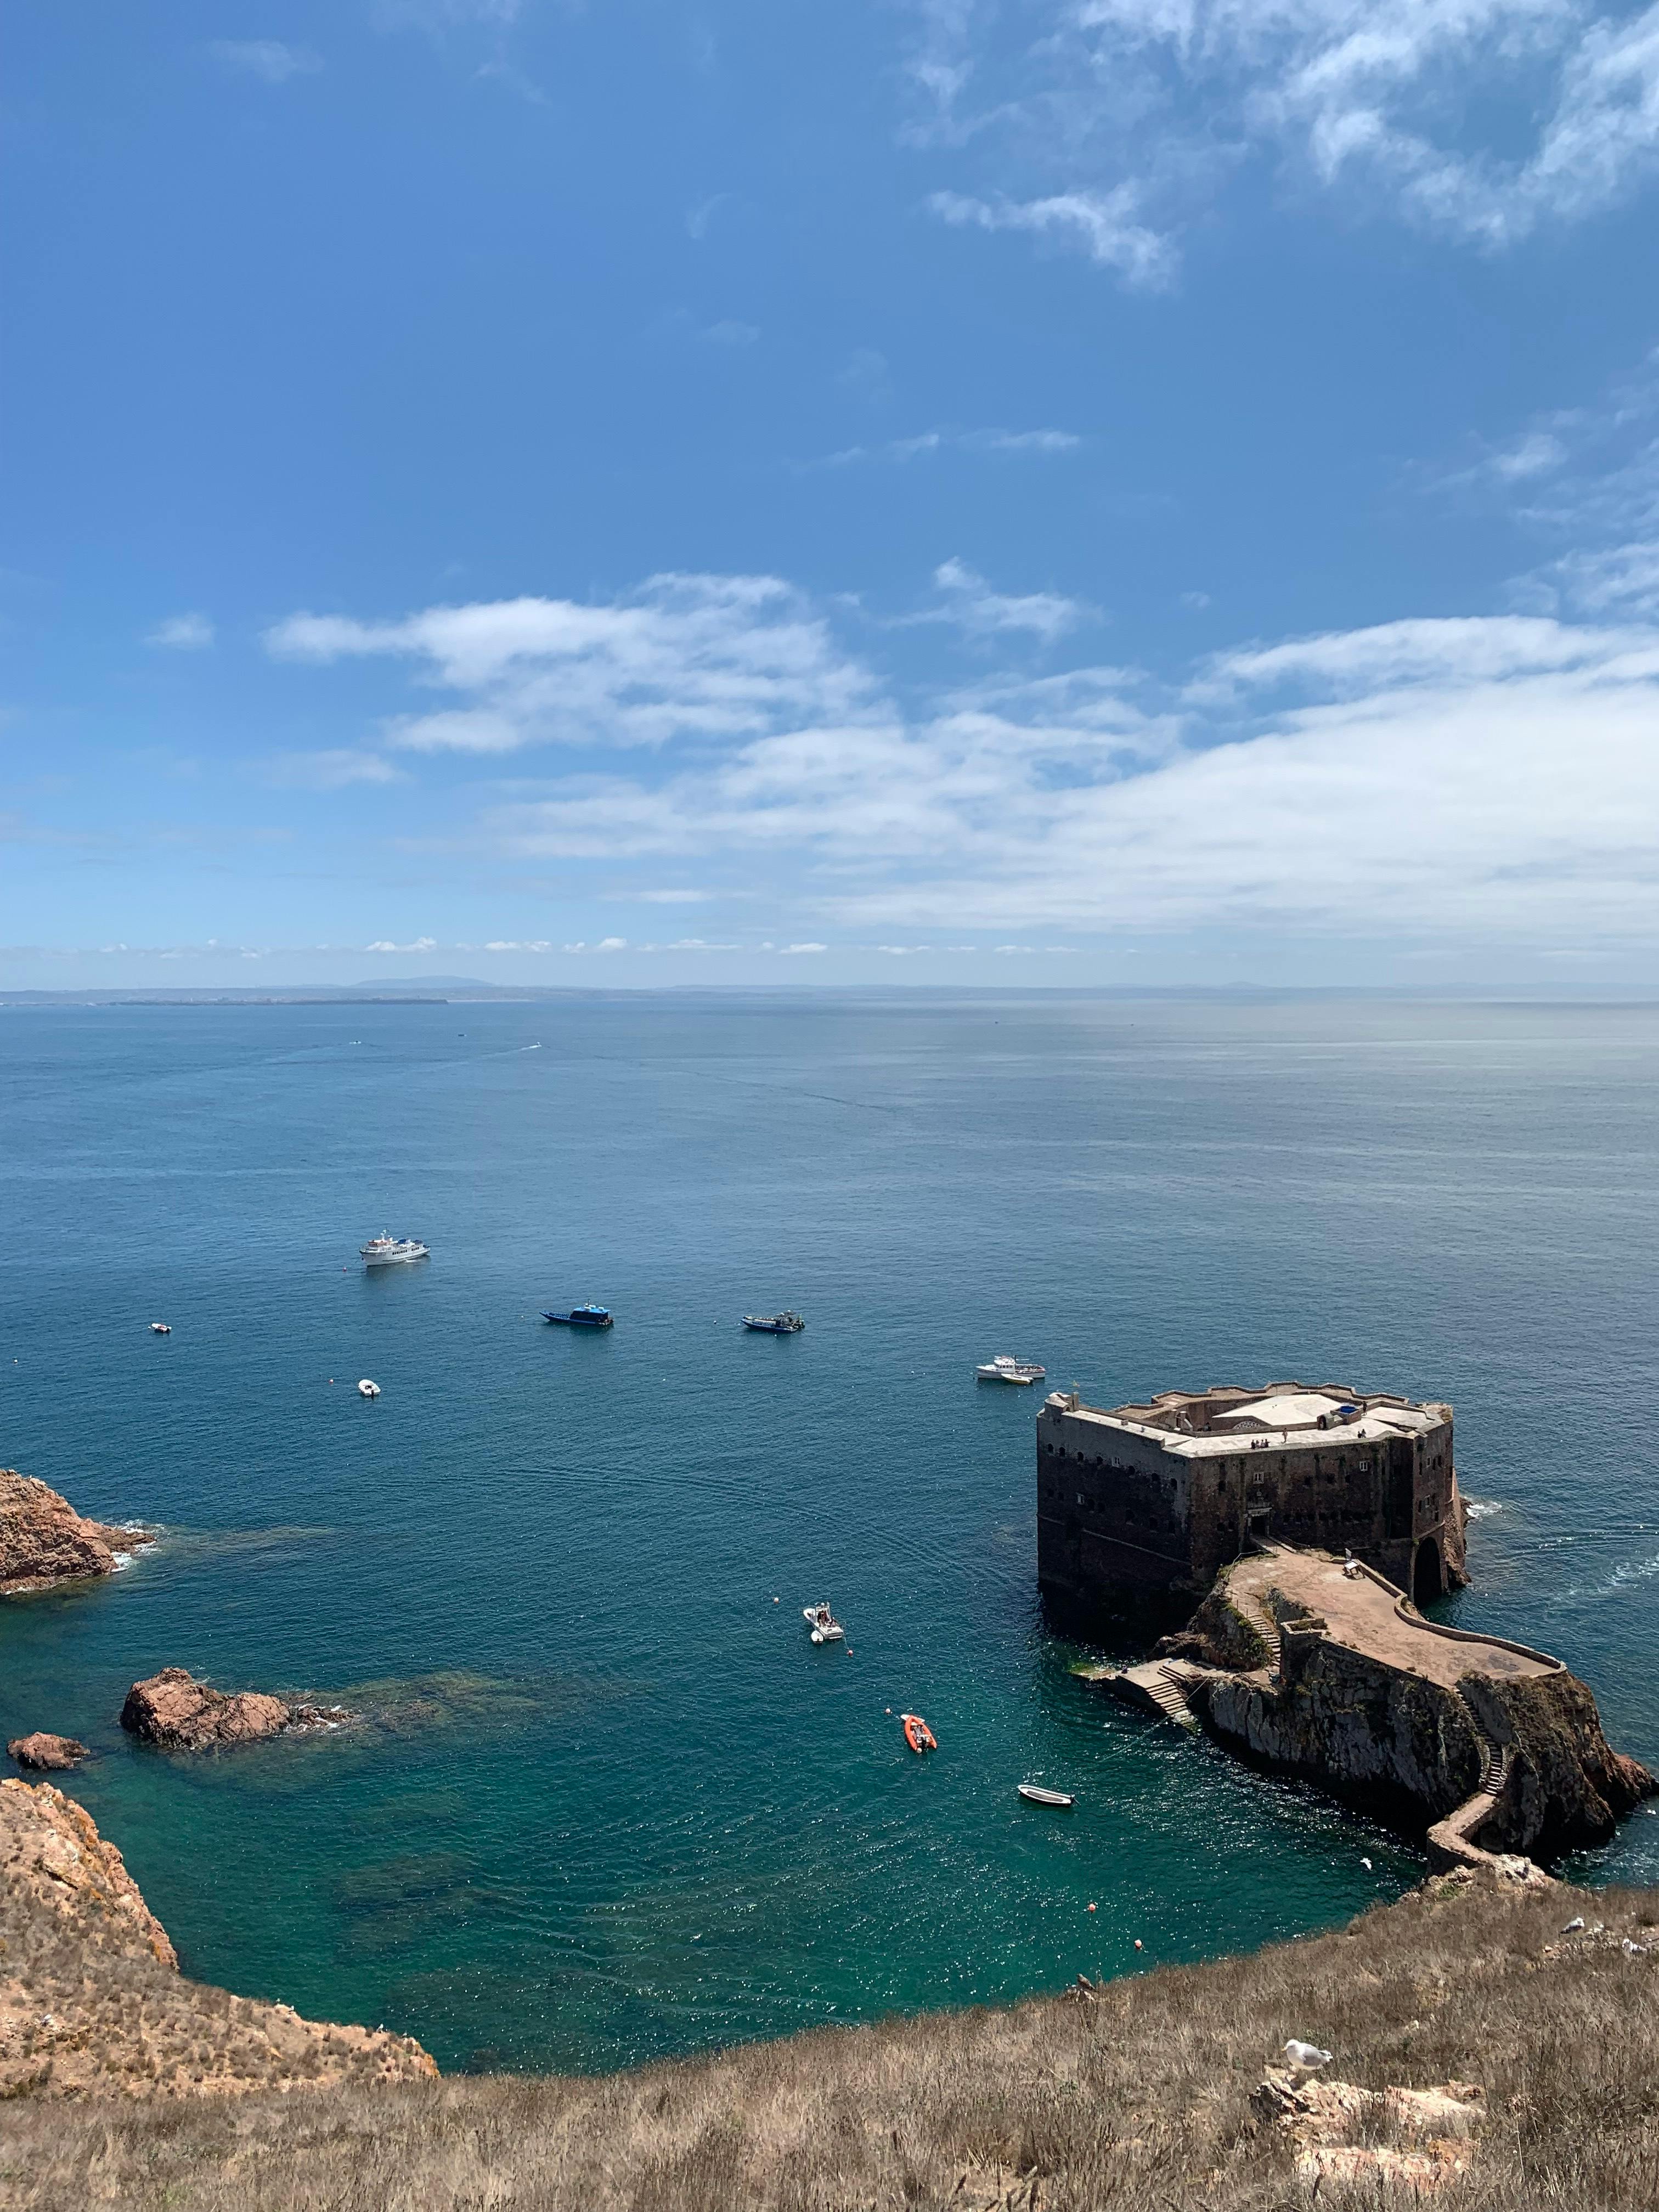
[359,1235,430,1267]
[975,1355,1046,1385]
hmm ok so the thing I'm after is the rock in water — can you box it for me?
[7,1733,89,1771]
[120,1668,293,1752]
[0,1469,154,1594]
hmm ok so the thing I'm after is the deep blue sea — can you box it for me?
[3,992,1657,2073]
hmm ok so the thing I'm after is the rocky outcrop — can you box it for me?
[0,1779,435,2096]
[1254,2067,1486,2192]
[8,1733,89,1771]
[119,1668,354,1752]
[1178,1557,1655,1861]
[0,1469,154,1594]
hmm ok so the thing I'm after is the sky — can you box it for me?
[7,0,1659,990]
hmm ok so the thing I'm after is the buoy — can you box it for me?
[1133,1938,1142,1949]
[1087,1903,1097,1912]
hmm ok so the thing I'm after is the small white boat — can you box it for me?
[357,1379,381,1398]
[1017,1783,1074,1808]
[360,1235,430,1267]
[977,1356,1046,1385]
[803,1602,844,1644]
[150,1322,172,1335]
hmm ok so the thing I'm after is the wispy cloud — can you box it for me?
[210,40,323,85]
[268,575,1659,950]
[264,574,881,754]
[146,612,214,651]
[916,558,1092,644]
[929,188,1175,287]
[264,749,404,789]
[910,0,1659,285]
[804,426,1081,469]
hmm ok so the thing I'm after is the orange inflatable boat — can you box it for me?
[900,1712,937,1754]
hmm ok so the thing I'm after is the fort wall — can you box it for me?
[1037,1380,1466,1631]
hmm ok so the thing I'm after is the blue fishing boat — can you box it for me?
[742,1311,804,1334]
[543,1304,614,1329]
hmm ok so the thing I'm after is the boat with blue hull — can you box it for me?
[543,1305,614,1329]
[743,1312,804,1334]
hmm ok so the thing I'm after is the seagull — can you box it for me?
[1285,2040,1333,2071]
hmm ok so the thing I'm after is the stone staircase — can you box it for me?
[1103,1658,1205,1731]
[1426,1740,1516,1872]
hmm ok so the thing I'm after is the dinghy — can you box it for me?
[901,1712,936,1754]
[357,1378,381,1398]
[1017,1782,1074,1808]
[803,1602,844,1644]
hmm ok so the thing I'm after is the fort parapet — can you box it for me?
[1037,1381,1467,1629]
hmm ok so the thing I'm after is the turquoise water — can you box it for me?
[2,992,1657,2072]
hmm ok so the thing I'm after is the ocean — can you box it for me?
[2,991,1656,2073]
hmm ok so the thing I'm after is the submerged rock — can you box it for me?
[0,1469,154,1595]
[120,1668,352,1752]
[7,1733,89,1771]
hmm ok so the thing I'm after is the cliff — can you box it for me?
[3,1860,1659,2209]
[1169,1548,1654,1863]
[0,1780,435,2097]
[0,1468,154,1594]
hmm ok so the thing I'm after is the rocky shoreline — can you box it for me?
[0,1468,154,1595]
[0,1779,435,2097]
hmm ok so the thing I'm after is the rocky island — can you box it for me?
[0,1468,154,1594]
[120,1668,354,1752]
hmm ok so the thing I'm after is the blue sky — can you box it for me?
[7,0,1659,988]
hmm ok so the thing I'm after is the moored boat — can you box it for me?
[543,1304,614,1329]
[900,1712,936,1754]
[360,1235,430,1267]
[357,1379,381,1398]
[1017,1782,1074,1808]
[149,1322,171,1335]
[976,1356,1046,1385]
[743,1311,805,1334]
[803,1602,844,1644]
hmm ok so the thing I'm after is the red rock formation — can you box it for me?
[120,1668,292,1751]
[7,1733,89,1771]
[0,1469,154,1594]
[0,1780,437,2095]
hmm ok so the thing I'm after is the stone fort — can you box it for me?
[1037,1380,1467,1629]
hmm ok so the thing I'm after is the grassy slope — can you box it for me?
[4,1871,1659,2209]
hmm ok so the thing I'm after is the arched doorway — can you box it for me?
[1413,1537,1443,1604]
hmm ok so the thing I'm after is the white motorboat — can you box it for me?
[357,1378,381,1398]
[1017,1782,1074,1808]
[803,1602,844,1644]
[360,1235,430,1267]
[976,1356,1046,1385]
[149,1322,172,1335]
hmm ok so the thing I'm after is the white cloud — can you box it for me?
[264,574,881,754]
[699,319,760,347]
[364,936,437,953]
[806,426,1081,467]
[210,40,322,84]
[269,575,1659,951]
[147,612,214,651]
[922,558,1091,642]
[265,749,403,789]
[929,188,1175,286]
[911,0,1659,282]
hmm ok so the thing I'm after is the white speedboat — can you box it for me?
[976,1356,1046,1385]
[1017,1782,1074,1808]
[357,1378,381,1398]
[150,1322,172,1335]
[803,1602,844,1644]
[360,1235,430,1267]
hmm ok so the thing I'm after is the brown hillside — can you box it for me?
[2,1782,1658,2209]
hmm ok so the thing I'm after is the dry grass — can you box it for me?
[4,1871,1659,2209]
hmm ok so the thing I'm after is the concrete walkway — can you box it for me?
[1228,1550,1554,1690]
